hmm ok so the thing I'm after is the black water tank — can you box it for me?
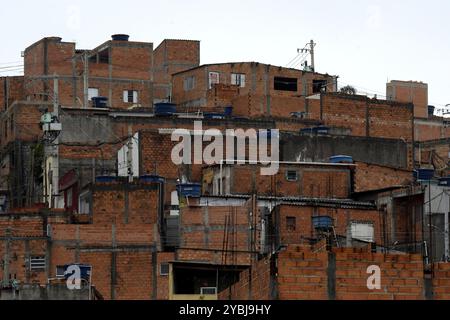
[92,97,108,108]
[112,34,130,41]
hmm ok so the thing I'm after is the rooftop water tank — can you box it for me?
[428,105,436,117]
[414,169,435,181]
[91,97,108,108]
[439,177,450,186]
[140,175,165,184]
[224,106,233,117]
[204,113,225,120]
[312,216,333,231]
[330,155,354,164]
[95,176,117,183]
[177,183,202,198]
[112,34,130,41]
[154,103,176,116]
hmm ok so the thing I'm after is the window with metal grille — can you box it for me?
[286,216,296,232]
[30,256,46,271]
[286,170,298,182]
[160,263,169,276]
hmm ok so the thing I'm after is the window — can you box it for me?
[286,217,296,232]
[66,188,73,208]
[208,72,220,89]
[160,263,169,276]
[88,88,99,101]
[351,222,375,242]
[274,77,297,91]
[286,170,298,182]
[79,190,91,215]
[56,266,65,278]
[200,287,217,295]
[184,76,195,91]
[123,90,138,103]
[30,256,46,272]
[231,73,246,88]
[313,80,328,94]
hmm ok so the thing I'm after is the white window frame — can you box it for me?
[88,88,99,101]
[123,90,138,103]
[56,266,65,279]
[208,72,220,89]
[351,221,375,243]
[231,73,246,88]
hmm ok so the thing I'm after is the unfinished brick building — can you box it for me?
[1,34,450,301]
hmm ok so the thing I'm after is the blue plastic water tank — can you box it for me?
[312,216,333,230]
[112,34,130,41]
[92,97,108,108]
[439,177,450,186]
[204,113,225,120]
[428,105,436,116]
[330,155,354,164]
[95,176,117,183]
[140,175,165,184]
[414,169,435,181]
[154,103,177,116]
[177,183,202,198]
[224,106,233,117]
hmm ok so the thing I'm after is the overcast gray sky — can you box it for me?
[1,0,449,112]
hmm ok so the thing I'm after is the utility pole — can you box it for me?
[83,51,89,108]
[309,40,316,72]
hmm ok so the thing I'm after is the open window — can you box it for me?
[313,80,328,94]
[274,77,298,91]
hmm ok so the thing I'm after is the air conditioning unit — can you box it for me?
[200,287,217,295]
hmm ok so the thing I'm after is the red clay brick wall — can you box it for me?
[278,205,383,246]
[230,164,351,198]
[178,205,253,266]
[0,77,24,111]
[320,94,413,141]
[277,245,329,300]
[433,263,450,299]
[354,162,413,192]
[387,81,428,119]
[218,256,271,300]
[334,248,424,300]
